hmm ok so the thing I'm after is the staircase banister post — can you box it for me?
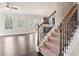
[59,23,64,56]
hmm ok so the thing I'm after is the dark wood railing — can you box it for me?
[39,10,56,27]
[37,10,56,46]
[59,4,78,56]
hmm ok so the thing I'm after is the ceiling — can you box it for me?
[0,2,56,16]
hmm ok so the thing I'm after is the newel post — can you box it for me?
[59,23,63,56]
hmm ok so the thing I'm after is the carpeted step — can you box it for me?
[52,31,60,35]
[48,36,60,45]
[40,46,58,56]
[44,41,60,55]
[53,28,60,33]
[50,32,60,38]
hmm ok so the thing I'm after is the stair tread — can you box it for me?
[50,33,60,38]
[40,46,58,56]
[48,38,60,45]
[48,36,60,44]
[48,36,60,40]
[51,32,60,35]
[45,41,60,52]
[53,29,60,33]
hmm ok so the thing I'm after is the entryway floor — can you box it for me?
[22,51,43,56]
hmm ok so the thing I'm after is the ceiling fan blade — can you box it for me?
[0,2,18,10]
[11,7,18,10]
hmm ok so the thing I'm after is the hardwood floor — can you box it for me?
[22,51,43,56]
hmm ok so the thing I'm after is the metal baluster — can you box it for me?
[64,24,67,53]
[59,23,63,56]
[37,24,40,46]
[66,22,69,49]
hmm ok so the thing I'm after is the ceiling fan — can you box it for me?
[0,2,18,10]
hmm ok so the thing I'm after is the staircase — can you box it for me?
[38,3,78,56]
[39,27,60,56]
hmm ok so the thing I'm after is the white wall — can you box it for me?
[0,12,43,36]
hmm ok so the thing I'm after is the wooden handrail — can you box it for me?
[39,10,56,27]
[61,4,77,25]
[62,4,77,26]
[48,10,56,19]
[66,6,77,24]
